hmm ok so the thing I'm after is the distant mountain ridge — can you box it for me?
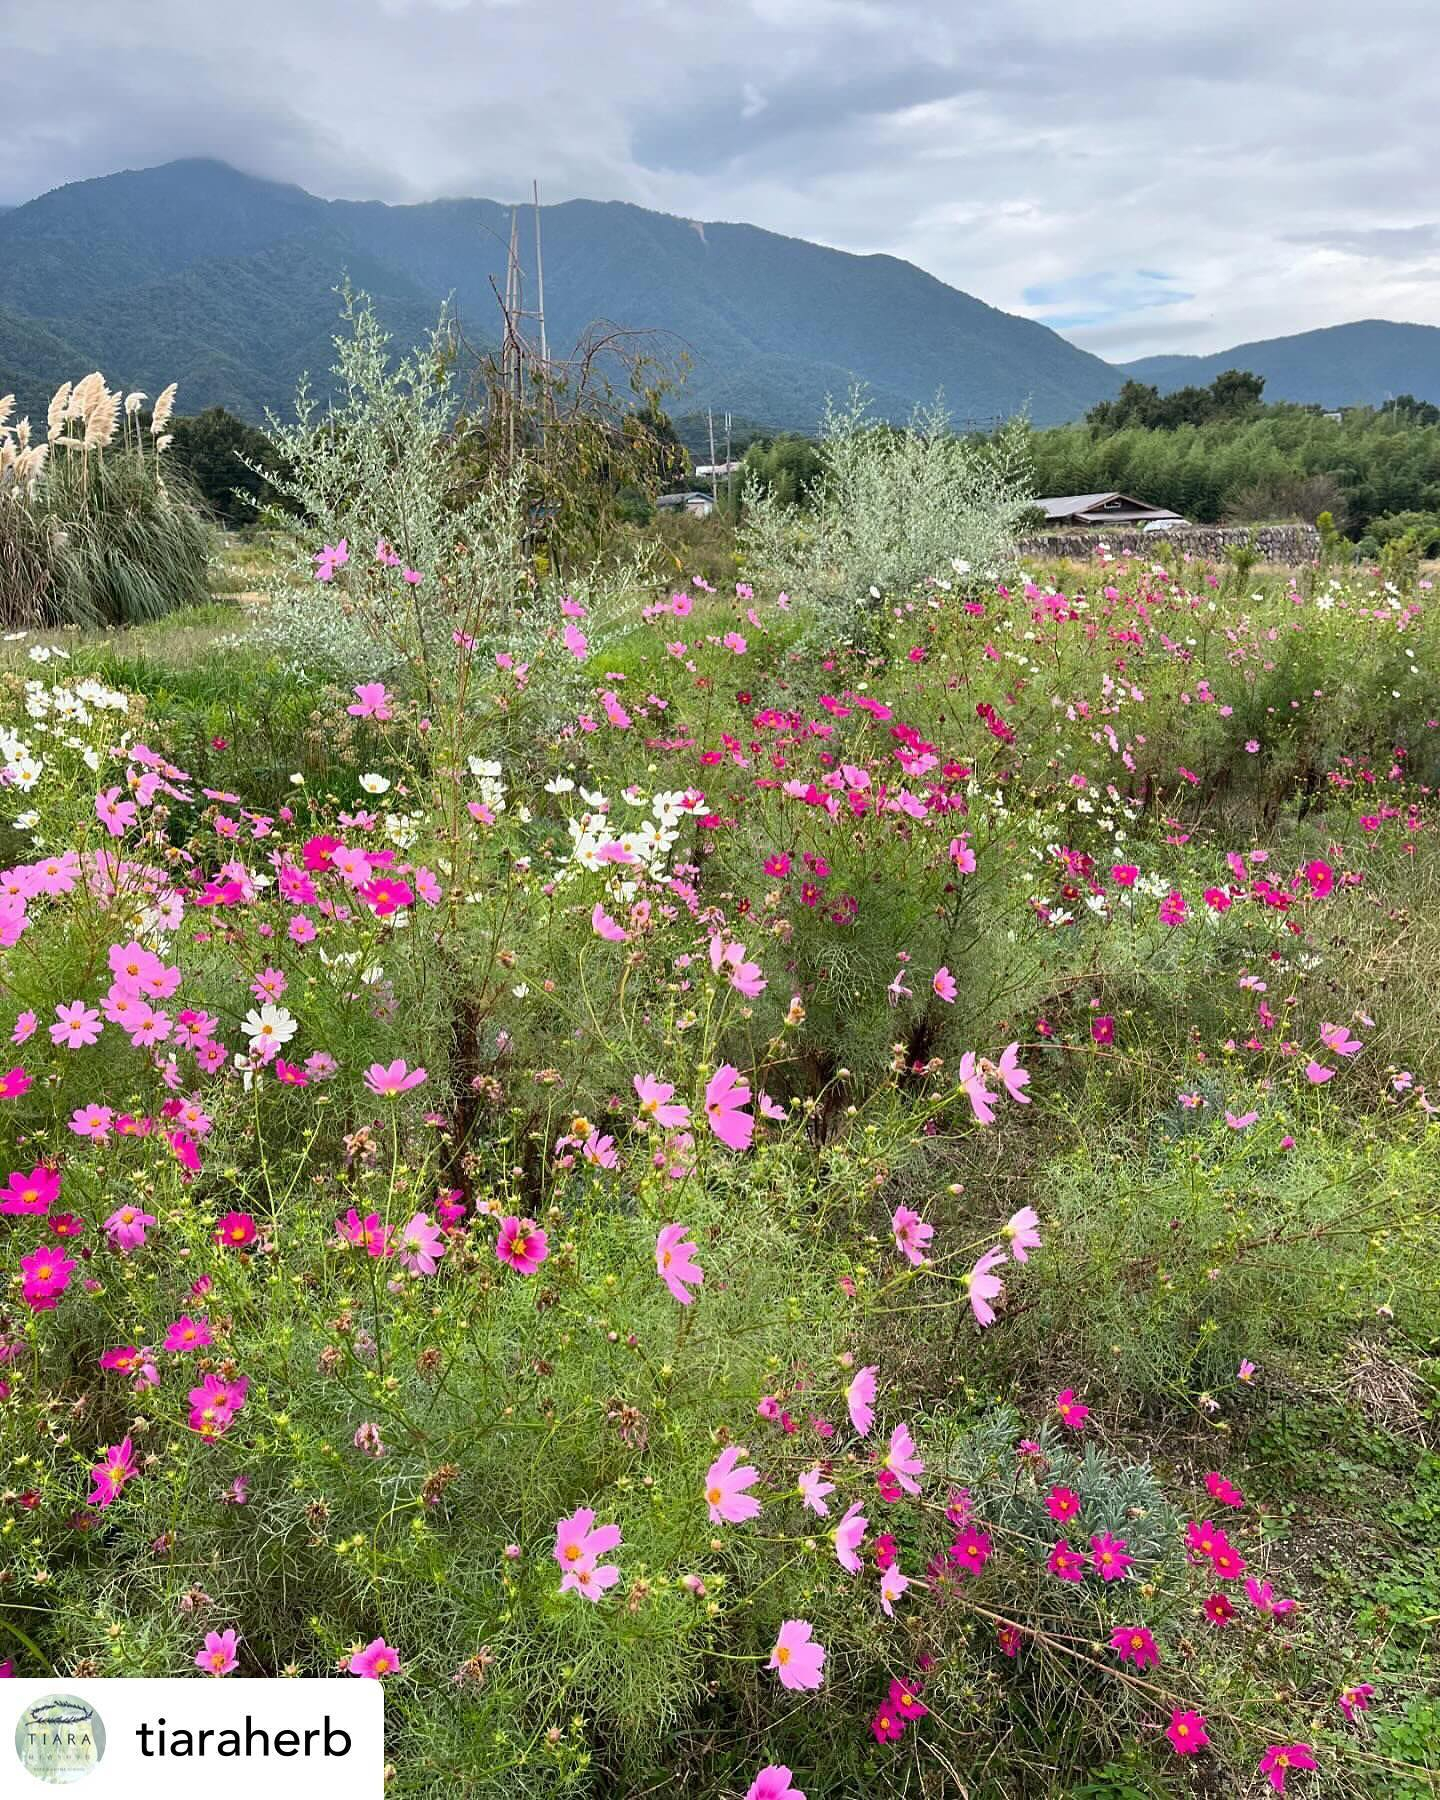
[0,159,1121,430]
[1120,320,1440,410]
[1,160,1439,434]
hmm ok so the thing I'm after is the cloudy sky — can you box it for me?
[4,0,1437,359]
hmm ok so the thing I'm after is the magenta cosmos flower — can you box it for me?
[1109,1625,1159,1670]
[1090,1532,1134,1581]
[163,1314,212,1353]
[1258,1745,1316,1793]
[845,1364,877,1437]
[104,1204,156,1252]
[20,1244,76,1309]
[746,1768,805,1800]
[890,1205,933,1266]
[1055,1388,1089,1430]
[881,1422,924,1496]
[655,1224,704,1304]
[348,1637,402,1678]
[495,1216,548,1273]
[1339,1684,1374,1721]
[196,1628,240,1676]
[1166,1709,1208,1755]
[705,1445,762,1525]
[769,1619,824,1691]
[364,1059,427,1097]
[2,1165,60,1216]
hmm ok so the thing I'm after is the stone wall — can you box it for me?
[1019,524,1321,565]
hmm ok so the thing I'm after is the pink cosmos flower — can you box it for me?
[832,1500,868,1573]
[495,1216,549,1274]
[709,933,767,997]
[881,1422,924,1496]
[51,1001,102,1050]
[1002,1206,1041,1262]
[1109,1625,1159,1670]
[1225,1109,1259,1131]
[163,1314,212,1353]
[364,1060,427,1097]
[562,623,589,660]
[798,1468,834,1516]
[996,1043,1030,1103]
[554,1507,622,1600]
[948,1527,992,1577]
[704,1064,754,1151]
[196,1628,240,1676]
[846,1364,877,1437]
[1055,1388,1089,1430]
[347,683,394,721]
[655,1224,704,1304]
[1319,1021,1363,1057]
[95,786,138,836]
[11,1011,37,1044]
[348,1637,402,1678]
[87,1437,138,1507]
[964,1245,1008,1326]
[397,1213,447,1275]
[1258,1745,1317,1793]
[187,1373,249,1440]
[932,967,957,1004]
[103,1205,155,1252]
[879,1564,910,1616]
[890,1205,933,1266]
[769,1619,824,1691]
[746,1767,806,1800]
[705,1444,762,1525]
[1246,1577,1296,1617]
[1205,1471,1244,1508]
[1167,1710,1209,1756]
[634,1073,690,1129]
[1305,1060,1335,1085]
[336,1209,395,1257]
[591,902,628,942]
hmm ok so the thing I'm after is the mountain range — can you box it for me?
[2,159,1439,435]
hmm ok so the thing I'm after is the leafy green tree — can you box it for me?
[168,407,282,528]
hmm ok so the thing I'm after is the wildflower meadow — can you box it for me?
[1,324,1438,1798]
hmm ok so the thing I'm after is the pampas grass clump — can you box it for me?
[0,374,210,628]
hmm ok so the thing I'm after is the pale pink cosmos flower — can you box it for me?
[709,933,766,997]
[95,786,138,836]
[1305,1060,1335,1085]
[1320,1021,1363,1057]
[880,1564,910,1617]
[364,1060,427,1097]
[704,1064,754,1151]
[104,1204,156,1251]
[881,1422,924,1496]
[932,966,957,1004]
[348,1636,401,1678]
[769,1619,824,1690]
[995,1043,1031,1104]
[397,1213,447,1275]
[705,1444,762,1525]
[634,1073,690,1129]
[1002,1206,1041,1262]
[562,623,590,660]
[196,1627,240,1676]
[798,1468,834,1516]
[554,1506,623,1599]
[958,1052,997,1124]
[964,1245,1008,1326]
[890,1205,933,1266]
[51,1002,102,1050]
[655,1224,704,1304]
[1226,1110,1260,1131]
[845,1364,877,1437]
[832,1500,868,1573]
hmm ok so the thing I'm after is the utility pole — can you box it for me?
[532,180,548,369]
[724,410,733,513]
[707,408,718,506]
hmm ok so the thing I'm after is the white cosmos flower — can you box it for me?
[359,772,391,794]
[240,1004,298,1048]
[543,775,575,794]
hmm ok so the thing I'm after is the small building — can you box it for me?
[1033,492,1185,528]
[656,491,716,518]
[694,460,744,478]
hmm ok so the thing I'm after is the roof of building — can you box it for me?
[1035,491,1178,521]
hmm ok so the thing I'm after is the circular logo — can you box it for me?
[14,1695,106,1785]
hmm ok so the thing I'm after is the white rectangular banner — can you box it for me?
[6,1679,384,1795]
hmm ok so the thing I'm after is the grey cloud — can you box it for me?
[2,0,1439,358]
